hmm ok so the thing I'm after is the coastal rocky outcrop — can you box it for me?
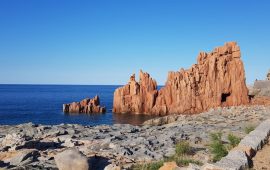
[248,70,270,106]
[63,95,106,114]
[249,70,270,97]
[113,42,249,115]
[0,105,270,169]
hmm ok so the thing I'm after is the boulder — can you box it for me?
[63,95,106,114]
[54,149,89,170]
[113,42,249,115]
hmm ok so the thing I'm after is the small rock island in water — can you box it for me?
[63,95,106,114]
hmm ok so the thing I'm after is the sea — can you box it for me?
[0,85,158,126]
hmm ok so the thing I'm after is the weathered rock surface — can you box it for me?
[63,95,106,114]
[250,81,270,97]
[54,149,89,170]
[249,70,270,98]
[113,42,249,115]
[215,150,249,169]
[0,105,269,169]
[113,71,158,114]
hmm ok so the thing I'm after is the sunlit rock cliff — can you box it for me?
[113,42,249,115]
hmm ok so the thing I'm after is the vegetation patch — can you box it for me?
[209,132,242,162]
[131,141,202,170]
[209,132,228,162]
[131,161,164,170]
[175,141,191,156]
[244,125,255,134]
[227,133,241,148]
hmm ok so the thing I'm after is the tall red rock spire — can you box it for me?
[113,42,250,115]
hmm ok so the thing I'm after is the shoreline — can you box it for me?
[1,105,270,169]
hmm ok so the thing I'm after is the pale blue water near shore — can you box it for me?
[0,85,158,126]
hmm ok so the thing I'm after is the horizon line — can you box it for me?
[0,83,166,86]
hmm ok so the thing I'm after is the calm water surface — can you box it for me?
[0,85,157,126]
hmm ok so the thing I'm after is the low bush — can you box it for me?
[175,141,191,156]
[209,132,228,162]
[244,125,255,134]
[131,161,164,170]
[227,133,241,148]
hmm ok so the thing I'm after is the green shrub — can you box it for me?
[175,141,191,156]
[210,132,222,141]
[227,133,241,148]
[209,132,228,162]
[166,156,203,166]
[244,125,255,134]
[131,161,164,170]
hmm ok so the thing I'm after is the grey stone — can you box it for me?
[215,150,249,170]
[8,149,40,166]
[239,119,270,150]
[54,149,89,170]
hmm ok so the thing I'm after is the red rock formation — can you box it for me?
[113,42,250,115]
[63,95,106,114]
[113,71,158,113]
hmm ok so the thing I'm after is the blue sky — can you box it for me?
[0,0,269,85]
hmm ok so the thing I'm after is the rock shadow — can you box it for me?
[88,155,110,170]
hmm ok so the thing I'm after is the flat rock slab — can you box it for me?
[239,119,270,150]
[214,150,249,170]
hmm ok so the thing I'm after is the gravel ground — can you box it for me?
[252,139,270,170]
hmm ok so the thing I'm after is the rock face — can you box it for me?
[113,42,249,115]
[267,70,270,80]
[63,95,106,114]
[113,72,158,114]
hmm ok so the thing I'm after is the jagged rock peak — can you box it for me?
[113,70,158,113]
[113,42,250,115]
